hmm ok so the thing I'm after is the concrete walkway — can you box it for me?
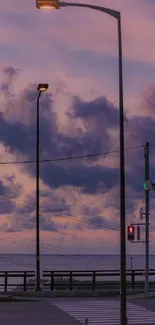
[0,301,81,325]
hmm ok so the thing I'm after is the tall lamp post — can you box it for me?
[35,1,127,324]
[35,83,49,291]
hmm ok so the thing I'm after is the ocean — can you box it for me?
[0,254,154,271]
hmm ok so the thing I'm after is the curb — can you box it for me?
[0,289,147,299]
[127,291,155,299]
[0,290,120,298]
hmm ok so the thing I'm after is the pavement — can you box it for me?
[1,294,155,324]
[132,298,155,313]
[0,301,81,325]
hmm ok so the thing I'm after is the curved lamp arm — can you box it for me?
[59,2,120,18]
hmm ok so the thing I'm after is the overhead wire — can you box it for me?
[0,142,146,271]
[0,232,118,270]
[0,255,35,270]
[0,194,35,209]
[0,141,133,238]
[0,144,144,165]
[0,191,119,231]
[0,143,144,250]
[0,94,152,271]
[0,142,144,232]
[0,141,120,269]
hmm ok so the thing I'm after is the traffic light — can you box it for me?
[143,180,153,191]
[127,225,135,241]
[143,180,155,191]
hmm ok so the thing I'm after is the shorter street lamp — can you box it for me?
[37,84,49,92]
[35,83,49,291]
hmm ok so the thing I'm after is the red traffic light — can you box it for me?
[127,225,135,241]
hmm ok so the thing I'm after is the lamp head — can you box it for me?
[37,84,49,92]
[36,0,60,9]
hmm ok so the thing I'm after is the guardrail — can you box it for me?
[0,269,155,292]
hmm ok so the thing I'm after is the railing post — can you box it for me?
[4,272,8,292]
[131,270,135,290]
[23,271,27,291]
[92,271,96,291]
[51,271,54,291]
[69,271,72,291]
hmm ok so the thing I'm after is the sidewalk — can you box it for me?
[0,301,81,325]
[127,291,155,300]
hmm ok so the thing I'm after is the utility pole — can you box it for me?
[144,141,150,294]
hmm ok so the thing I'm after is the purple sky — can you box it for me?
[0,0,155,255]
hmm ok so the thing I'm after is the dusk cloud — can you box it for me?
[0,0,155,253]
[0,67,154,228]
[68,96,118,128]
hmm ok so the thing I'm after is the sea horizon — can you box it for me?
[0,253,151,256]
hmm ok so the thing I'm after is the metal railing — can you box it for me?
[0,269,155,292]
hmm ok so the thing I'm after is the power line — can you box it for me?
[0,189,120,232]
[0,194,36,208]
[0,144,144,165]
[0,193,119,231]
[65,215,119,231]
[0,209,119,233]
[0,142,146,269]
[0,255,35,270]
[0,232,117,270]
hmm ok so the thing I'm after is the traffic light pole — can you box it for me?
[144,141,150,294]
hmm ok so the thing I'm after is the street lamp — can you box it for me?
[35,2,127,324]
[35,83,49,291]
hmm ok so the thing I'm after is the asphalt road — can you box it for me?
[0,301,81,325]
[132,297,155,312]
[130,298,155,325]
[1,297,155,325]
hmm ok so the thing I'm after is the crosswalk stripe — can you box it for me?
[51,299,155,324]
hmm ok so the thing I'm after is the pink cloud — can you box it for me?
[0,0,155,255]
[0,0,154,66]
